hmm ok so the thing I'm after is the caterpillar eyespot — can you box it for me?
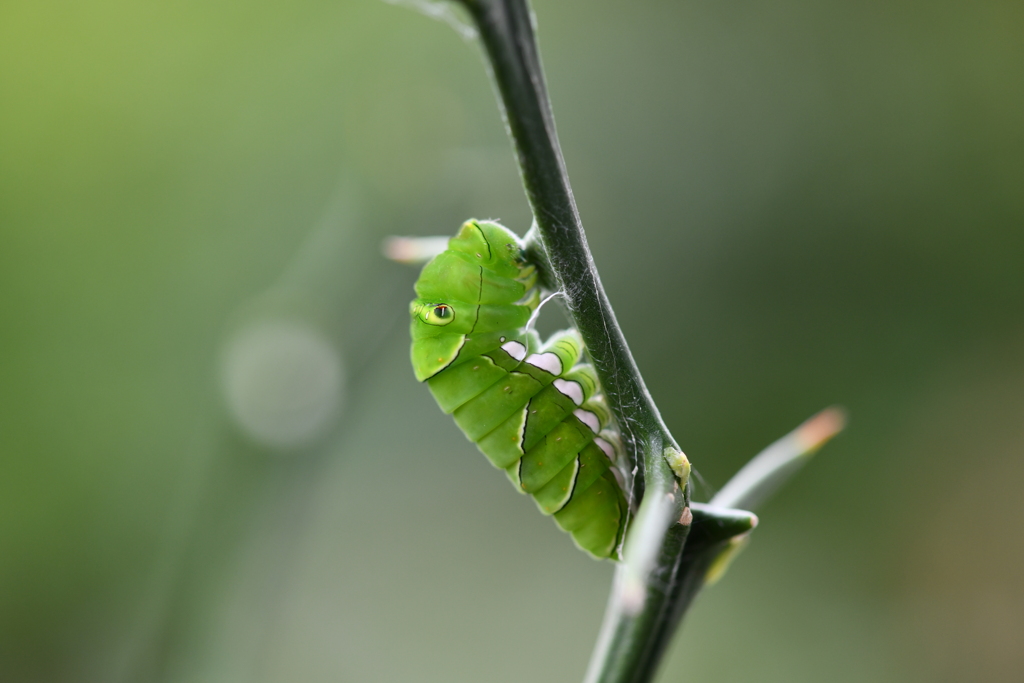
[410,219,629,559]
[416,303,455,326]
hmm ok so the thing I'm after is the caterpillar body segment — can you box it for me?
[410,220,629,559]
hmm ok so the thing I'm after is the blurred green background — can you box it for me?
[2,1,1022,682]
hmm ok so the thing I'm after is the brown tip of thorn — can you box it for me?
[797,406,847,451]
[679,506,693,526]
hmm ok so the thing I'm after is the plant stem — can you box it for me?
[457,0,678,499]
[394,3,849,680]
[437,1,785,681]
[617,408,847,682]
[451,2,713,681]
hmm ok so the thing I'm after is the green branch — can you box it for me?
[393,1,846,681]
[449,3,710,680]
[457,0,677,499]
[622,407,848,681]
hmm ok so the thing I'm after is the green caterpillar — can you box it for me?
[410,219,629,559]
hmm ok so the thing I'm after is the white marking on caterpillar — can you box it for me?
[558,456,581,513]
[553,379,584,406]
[525,352,562,375]
[515,404,529,454]
[595,437,615,460]
[574,409,600,433]
[501,340,527,361]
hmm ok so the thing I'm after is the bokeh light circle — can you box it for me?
[221,319,344,450]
